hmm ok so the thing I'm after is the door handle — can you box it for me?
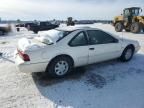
[89,48,95,50]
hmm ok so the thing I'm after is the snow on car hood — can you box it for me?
[18,38,46,52]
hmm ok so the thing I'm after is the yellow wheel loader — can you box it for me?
[113,7,144,33]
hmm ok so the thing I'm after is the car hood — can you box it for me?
[121,37,138,43]
[121,37,140,49]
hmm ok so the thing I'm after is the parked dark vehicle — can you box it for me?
[75,20,94,24]
[15,23,25,27]
[0,27,6,35]
[0,26,10,35]
[27,22,59,33]
[25,23,36,28]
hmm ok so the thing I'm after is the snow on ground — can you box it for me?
[0,23,144,108]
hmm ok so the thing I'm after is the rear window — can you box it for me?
[46,29,71,42]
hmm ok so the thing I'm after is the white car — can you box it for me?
[15,26,140,77]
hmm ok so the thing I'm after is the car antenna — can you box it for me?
[122,29,124,41]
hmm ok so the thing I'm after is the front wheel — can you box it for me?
[115,22,123,32]
[46,56,73,77]
[120,46,134,62]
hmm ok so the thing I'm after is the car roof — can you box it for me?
[56,26,100,31]
[124,7,141,10]
[57,26,120,39]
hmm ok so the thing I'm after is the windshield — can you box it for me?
[124,9,129,16]
[36,29,71,44]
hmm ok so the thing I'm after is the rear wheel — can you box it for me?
[130,22,141,33]
[120,46,134,62]
[115,22,123,32]
[46,56,73,77]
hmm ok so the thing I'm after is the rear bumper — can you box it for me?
[15,54,48,73]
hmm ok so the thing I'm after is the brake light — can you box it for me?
[17,49,30,61]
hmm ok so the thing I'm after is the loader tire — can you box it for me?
[115,22,123,32]
[130,22,141,33]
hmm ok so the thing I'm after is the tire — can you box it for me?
[33,30,38,34]
[130,22,141,33]
[115,22,123,32]
[120,46,134,62]
[46,56,73,77]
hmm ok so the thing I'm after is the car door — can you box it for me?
[87,30,122,64]
[40,22,50,30]
[68,31,89,66]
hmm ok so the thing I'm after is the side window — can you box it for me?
[46,22,51,26]
[124,9,130,17]
[69,32,88,46]
[87,30,117,45]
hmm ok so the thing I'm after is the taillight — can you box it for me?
[17,49,30,61]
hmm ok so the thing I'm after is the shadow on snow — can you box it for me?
[31,53,144,107]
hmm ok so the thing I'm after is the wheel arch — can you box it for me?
[46,54,74,71]
[125,44,135,52]
[120,44,135,62]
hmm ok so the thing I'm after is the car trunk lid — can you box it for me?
[17,38,46,52]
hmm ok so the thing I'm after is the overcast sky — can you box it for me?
[0,0,144,20]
